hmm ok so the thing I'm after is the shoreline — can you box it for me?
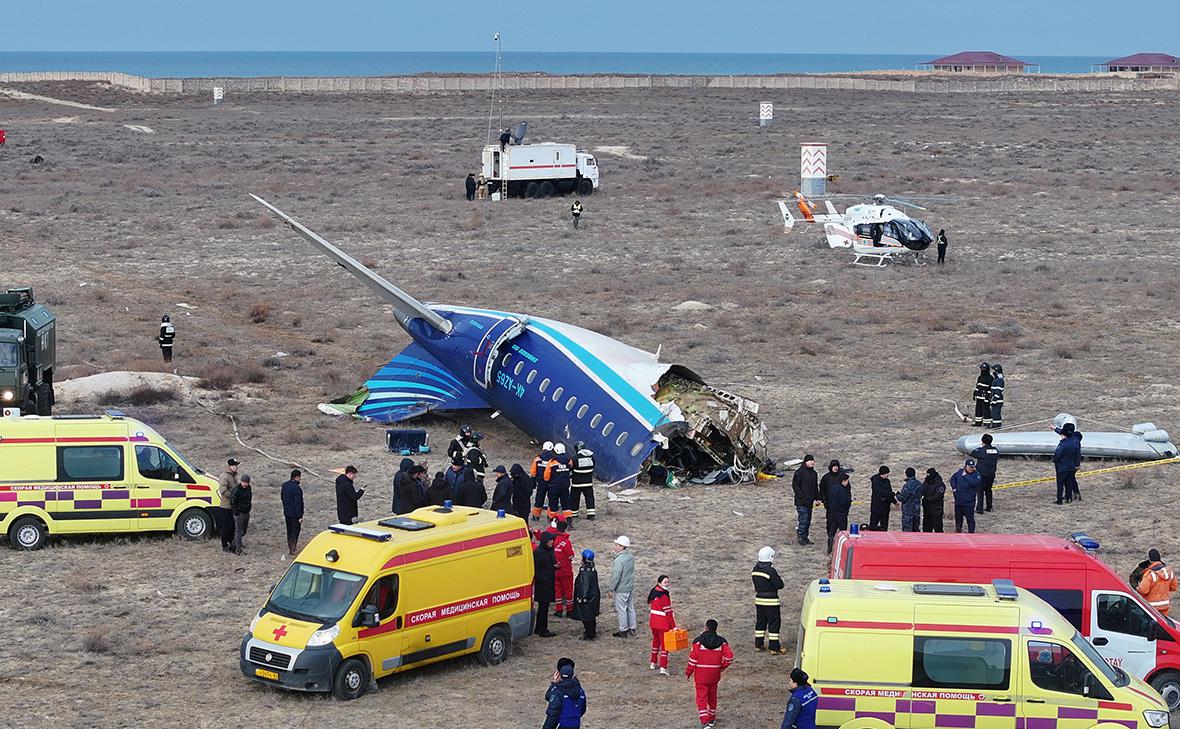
[2,69,1175,95]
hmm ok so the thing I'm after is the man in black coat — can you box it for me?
[230,474,253,556]
[465,172,476,201]
[391,457,413,514]
[817,459,844,510]
[335,465,364,524]
[395,463,427,514]
[791,455,819,546]
[280,469,304,556]
[825,472,852,554]
[921,468,946,533]
[534,532,558,637]
[510,463,533,520]
[456,469,487,508]
[490,465,513,512]
[868,466,897,531]
[971,433,1000,513]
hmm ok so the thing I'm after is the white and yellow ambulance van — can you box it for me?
[798,578,1170,729]
[240,505,535,699]
[0,412,219,550]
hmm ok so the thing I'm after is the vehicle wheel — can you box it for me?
[176,508,213,540]
[35,383,52,416]
[332,657,370,700]
[578,179,594,196]
[1150,670,1180,712]
[525,182,539,199]
[538,181,555,198]
[477,625,512,666]
[9,516,47,551]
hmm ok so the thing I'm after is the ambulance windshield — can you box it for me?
[1071,632,1126,686]
[267,564,366,624]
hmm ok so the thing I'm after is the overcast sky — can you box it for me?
[3,0,1176,55]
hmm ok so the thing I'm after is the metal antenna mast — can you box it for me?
[486,32,503,144]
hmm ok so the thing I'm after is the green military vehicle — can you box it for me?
[0,288,56,416]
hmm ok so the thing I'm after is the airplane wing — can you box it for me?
[250,194,453,335]
[356,342,490,423]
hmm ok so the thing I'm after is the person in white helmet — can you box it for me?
[609,535,637,637]
[543,442,573,523]
[752,546,786,654]
[530,441,555,521]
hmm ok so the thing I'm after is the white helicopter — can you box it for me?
[778,191,942,268]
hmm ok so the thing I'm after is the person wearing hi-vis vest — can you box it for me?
[569,441,596,524]
[1138,549,1178,616]
[752,547,787,654]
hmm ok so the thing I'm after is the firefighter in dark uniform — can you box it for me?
[570,199,584,229]
[530,441,555,521]
[752,546,786,654]
[543,443,573,522]
[973,362,994,427]
[158,315,176,364]
[570,441,596,524]
[990,364,1005,428]
[448,425,476,462]
[465,433,488,482]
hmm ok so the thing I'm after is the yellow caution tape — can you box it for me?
[992,456,1180,492]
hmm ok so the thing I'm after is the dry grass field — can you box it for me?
[1,81,1178,728]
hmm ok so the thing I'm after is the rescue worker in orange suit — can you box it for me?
[1138,549,1178,616]
[973,362,994,427]
[647,575,677,675]
[685,619,734,729]
[570,441,596,525]
[546,519,576,618]
[543,443,573,522]
[530,441,554,521]
[752,546,786,654]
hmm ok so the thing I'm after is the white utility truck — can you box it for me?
[482,141,599,199]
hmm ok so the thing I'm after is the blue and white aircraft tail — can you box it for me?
[252,195,771,486]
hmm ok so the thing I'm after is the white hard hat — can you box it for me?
[554,443,566,455]
[758,546,776,562]
[614,535,631,548]
[543,441,554,451]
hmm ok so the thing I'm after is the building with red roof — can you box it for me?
[1098,53,1180,73]
[919,51,1037,74]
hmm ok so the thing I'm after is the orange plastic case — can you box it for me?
[663,628,689,652]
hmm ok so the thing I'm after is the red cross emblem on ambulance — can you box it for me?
[273,624,288,641]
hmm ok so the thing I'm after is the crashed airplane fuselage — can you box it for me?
[253,195,770,485]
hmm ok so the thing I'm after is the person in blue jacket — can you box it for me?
[543,661,586,729]
[1052,421,1083,504]
[780,668,817,729]
[950,459,982,534]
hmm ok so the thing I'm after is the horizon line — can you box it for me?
[0,49,1137,58]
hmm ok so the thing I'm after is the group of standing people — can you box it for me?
[792,447,1005,554]
[464,172,489,200]
[529,439,597,528]
[972,362,1006,428]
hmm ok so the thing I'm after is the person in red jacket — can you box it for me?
[685,619,734,728]
[546,519,576,617]
[647,574,677,675]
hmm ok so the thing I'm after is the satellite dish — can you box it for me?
[512,121,528,145]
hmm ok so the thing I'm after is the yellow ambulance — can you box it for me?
[0,412,219,550]
[239,505,535,699]
[798,578,1170,729]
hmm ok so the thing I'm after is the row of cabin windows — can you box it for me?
[502,351,647,457]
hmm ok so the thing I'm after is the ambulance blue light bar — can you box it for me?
[1069,532,1100,551]
[993,579,1018,600]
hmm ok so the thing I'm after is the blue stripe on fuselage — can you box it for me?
[442,306,664,427]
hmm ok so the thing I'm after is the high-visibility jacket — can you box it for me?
[543,456,571,492]
[974,371,993,402]
[752,561,785,606]
[1138,562,1178,610]
[530,451,552,482]
[572,449,595,486]
[990,372,1005,405]
[685,630,734,683]
[648,587,675,631]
